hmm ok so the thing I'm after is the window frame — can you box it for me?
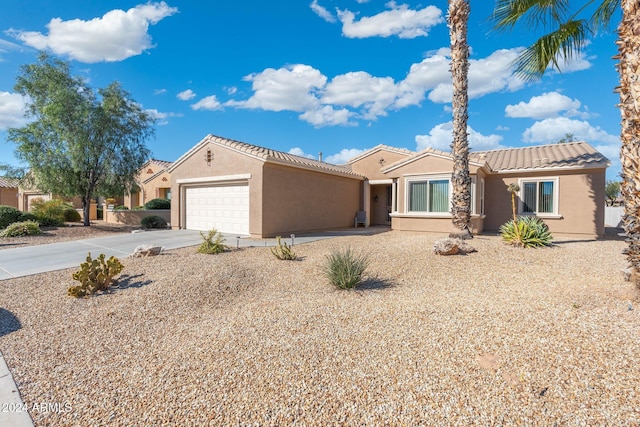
[405,175,452,216]
[517,177,559,217]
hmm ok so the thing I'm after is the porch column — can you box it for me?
[363,179,371,227]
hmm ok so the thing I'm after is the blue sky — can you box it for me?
[0,1,622,179]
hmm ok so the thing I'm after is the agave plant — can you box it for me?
[500,216,553,248]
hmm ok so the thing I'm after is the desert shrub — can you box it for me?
[144,198,170,210]
[197,229,227,254]
[133,206,145,210]
[64,208,81,222]
[68,252,124,298]
[0,205,23,229]
[0,220,41,237]
[271,236,297,260]
[140,215,167,229]
[31,199,79,225]
[499,216,553,248]
[323,247,370,289]
[18,212,38,222]
[113,205,129,210]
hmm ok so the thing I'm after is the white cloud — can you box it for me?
[177,89,196,101]
[287,146,365,164]
[8,2,178,63]
[191,95,222,111]
[522,117,618,145]
[226,64,326,112]
[322,71,399,119]
[425,49,524,103]
[325,148,366,164]
[415,122,505,152]
[145,108,182,125]
[154,88,167,95]
[310,0,336,23]
[0,92,28,129]
[553,49,592,74]
[288,147,316,159]
[299,105,355,127]
[226,86,237,95]
[505,92,582,119]
[338,2,443,39]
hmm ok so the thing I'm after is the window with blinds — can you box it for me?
[521,179,556,214]
[408,178,449,213]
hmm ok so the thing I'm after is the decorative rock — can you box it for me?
[433,238,477,255]
[132,244,164,257]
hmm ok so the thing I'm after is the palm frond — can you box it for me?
[493,0,571,31]
[514,19,590,81]
[591,0,621,29]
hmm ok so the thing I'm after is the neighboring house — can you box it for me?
[0,177,19,209]
[17,185,51,212]
[170,134,609,238]
[123,159,173,208]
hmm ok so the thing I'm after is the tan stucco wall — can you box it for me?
[391,215,485,234]
[261,163,362,237]
[349,149,412,180]
[105,209,170,226]
[0,188,18,208]
[142,171,172,204]
[170,140,264,235]
[483,169,606,237]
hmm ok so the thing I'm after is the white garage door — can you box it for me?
[185,185,249,235]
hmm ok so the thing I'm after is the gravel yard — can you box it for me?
[0,230,638,426]
[0,221,138,250]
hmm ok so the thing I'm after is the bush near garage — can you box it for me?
[141,215,167,229]
[0,205,25,229]
[144,198,170,210]
[31,199,81,226]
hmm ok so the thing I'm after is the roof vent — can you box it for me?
[318,152,323,162]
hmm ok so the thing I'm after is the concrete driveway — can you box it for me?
[0,229,204,280]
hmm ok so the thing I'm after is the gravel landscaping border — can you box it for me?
[0,231,638,425]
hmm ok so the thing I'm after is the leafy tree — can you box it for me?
[605,180,621,205]
[556,133,577,143]
[492,1,640,286]
[448,0,473,239]
[7,52,154,226]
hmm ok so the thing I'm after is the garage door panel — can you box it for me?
[185,184,249,235]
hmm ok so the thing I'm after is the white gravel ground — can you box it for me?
[0,231,638,426]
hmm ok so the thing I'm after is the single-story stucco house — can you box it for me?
[0,177,19,209]
[169,134,609,238]
[123,159,173,209]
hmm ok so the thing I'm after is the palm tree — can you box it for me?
[493,0,640,288]
[448,0,473,239]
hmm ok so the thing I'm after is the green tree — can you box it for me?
[605,180,621,205]
[556,132,576,143]
[448,0,472,239]
[7,52,154,226]
[492,1,640,287]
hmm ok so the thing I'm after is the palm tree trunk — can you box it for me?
[448,0,472,238]
[617,0,640,287]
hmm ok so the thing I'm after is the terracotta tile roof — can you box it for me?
[0,177,19,188]
[170,134,364,179]
[477,141,610,172]
[143,159,173,170]
[382,141,609,174]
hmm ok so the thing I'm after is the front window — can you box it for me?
[520,179,557,214]
[408,178,449,213]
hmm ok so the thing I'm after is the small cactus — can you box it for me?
[68,252,124,297]
[271,236,297,260]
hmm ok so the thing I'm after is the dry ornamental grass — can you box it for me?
[0,230,638,426]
